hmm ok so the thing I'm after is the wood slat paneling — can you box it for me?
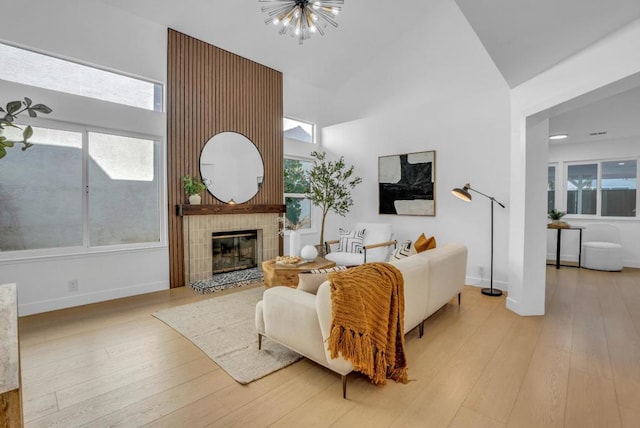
[167,29,283,288]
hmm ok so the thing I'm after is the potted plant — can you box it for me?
[306,151,362,252]
[182,175,208,205]
[0,97,52,159]
[548,209,568,227]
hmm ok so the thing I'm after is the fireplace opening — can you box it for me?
[212,230,258,274]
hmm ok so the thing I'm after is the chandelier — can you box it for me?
[260,0,344,44]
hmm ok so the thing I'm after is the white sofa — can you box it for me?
[255,243,468,397]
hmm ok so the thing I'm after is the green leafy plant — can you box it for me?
[548,209,566,221]
[0,97,53,159]
[182,175,208,196]
[306,150,362,245]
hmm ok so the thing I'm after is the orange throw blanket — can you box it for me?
[327,262,408,385]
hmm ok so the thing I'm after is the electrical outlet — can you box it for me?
[478,266,484,278]
[68,279,79,292]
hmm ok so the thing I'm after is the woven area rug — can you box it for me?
[190,267,263,294]
[152,286,302,384]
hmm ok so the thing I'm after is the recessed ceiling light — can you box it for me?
[549,134,568,140]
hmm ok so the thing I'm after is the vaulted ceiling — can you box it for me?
[98,0,640,90]
[97,0,640,141]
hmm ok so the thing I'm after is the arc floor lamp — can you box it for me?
[451,183,506,297]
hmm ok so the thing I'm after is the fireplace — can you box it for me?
[212,230,259,274]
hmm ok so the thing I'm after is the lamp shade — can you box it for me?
[452,184,472,202]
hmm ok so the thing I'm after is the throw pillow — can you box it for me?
[337,228,365,254]
[391,240,417,260]
[414,233,437,253]
[298,265,348,294]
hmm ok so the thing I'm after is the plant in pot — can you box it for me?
[306,150,362,255]
[548,209,568,227]
[0,98,53,159]
[182,175,208,205]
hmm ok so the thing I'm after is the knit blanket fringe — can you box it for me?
[327,262,409,385]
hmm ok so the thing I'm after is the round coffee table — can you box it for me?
[262,257,336,288]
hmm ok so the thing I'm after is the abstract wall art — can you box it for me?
[378,150,435,216]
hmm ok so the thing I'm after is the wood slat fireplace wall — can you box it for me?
[167,29,284,288]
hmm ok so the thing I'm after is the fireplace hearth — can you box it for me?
[212,230,259,274]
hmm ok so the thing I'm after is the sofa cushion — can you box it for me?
[298,266,348,294]
[325,251,365,266]
[391,240,416,260]
[338,228,366,253]
[415,233,436,252]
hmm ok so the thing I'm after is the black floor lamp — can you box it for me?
[451,183,506,297]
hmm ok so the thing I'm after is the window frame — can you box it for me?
[284,116,316,145]
[0,41,164,112]
[548,163,558,213]
[283,155,315,235]
[0,116,165,261]
[560,157,639,220]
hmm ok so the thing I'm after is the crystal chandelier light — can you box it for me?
[260,0,344,44]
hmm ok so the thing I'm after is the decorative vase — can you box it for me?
[289,230,301,257]
[188,194,201,205]
[315,244,327,257]
[300,245,318,261]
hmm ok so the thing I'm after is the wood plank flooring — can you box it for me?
[18,267,640,427]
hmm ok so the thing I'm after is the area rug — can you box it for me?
[152,286,302,384]
[190,267,264,294]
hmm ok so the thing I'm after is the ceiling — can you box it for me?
[96,0,640,90]
[96,0,640,142]
[96,0,433,90]
[455,0,640,88]
[548,73,640,145]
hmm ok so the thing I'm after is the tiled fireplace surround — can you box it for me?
[183,213,280,284]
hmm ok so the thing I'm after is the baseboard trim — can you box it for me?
[465,276,508,292]
[18,281,169,316]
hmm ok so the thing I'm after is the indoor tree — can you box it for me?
[306,150,362,247]
[0,97,52,159]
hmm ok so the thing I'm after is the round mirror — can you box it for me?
[200,132,264,204]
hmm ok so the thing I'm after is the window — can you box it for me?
[0,42,162,111]
[284,158,312,230]
[548,165,556,212]
[567,163,597,215]
[0,125,161,252]
[564,159,637,217]
[601,160,637,217]
[284,118,314,144]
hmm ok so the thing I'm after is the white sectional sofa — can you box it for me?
[255,243,468,397]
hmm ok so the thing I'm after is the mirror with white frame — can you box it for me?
[200,132,264,204]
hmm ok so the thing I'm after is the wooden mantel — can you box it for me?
[176,204,285,216]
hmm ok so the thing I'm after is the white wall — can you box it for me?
[282,77,336,254]
[509,17,640,315]
[547,138,640,267]
[0,0,169,315]
[318,0,512,290]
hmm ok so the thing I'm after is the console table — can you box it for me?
[547,225,584,269]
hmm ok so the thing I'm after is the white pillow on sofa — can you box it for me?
[391,240,417,260]
[298,266,347,294]
[337,228,365,253]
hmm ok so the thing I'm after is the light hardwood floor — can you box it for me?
[18,267,640,427]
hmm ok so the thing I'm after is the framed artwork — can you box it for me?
[378,150,435,216]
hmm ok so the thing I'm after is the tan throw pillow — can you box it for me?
[298,266,347,294]
[414,233,436,253]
